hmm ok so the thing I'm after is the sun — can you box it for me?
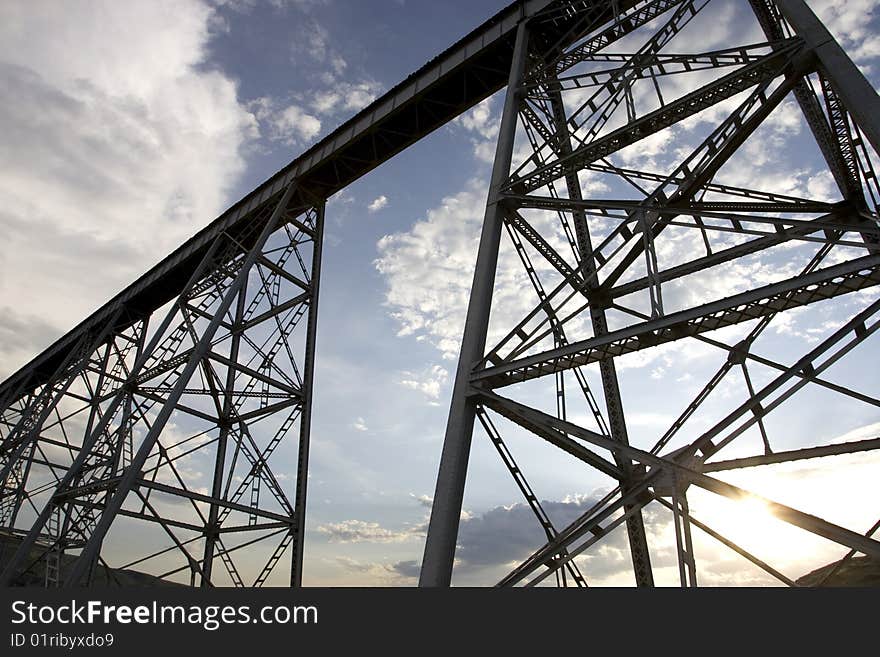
[683,485,831,576]
[724,496,781,539]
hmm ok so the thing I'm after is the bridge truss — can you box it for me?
[420,0,880,587]
[1,0,879,587]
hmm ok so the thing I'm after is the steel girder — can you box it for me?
[421,0,880,587]
[1,0,640,409]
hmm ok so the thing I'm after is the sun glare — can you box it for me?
[686,486,830,575]
[670,448,880,585]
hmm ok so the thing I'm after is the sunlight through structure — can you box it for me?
[1,0,879,588]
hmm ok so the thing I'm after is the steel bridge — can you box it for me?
[1,0,879,587]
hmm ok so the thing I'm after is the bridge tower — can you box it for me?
[421,0,880,586]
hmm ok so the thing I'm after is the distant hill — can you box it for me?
[0,531,185,587]
[5,529,879,587]
[796,556,880,587]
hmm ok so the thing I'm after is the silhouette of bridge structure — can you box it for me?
[1,0,879,587]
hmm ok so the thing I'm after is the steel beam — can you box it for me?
[291,201,325,587]
[473,254,880,387]
[545,77,655,585]
[479,390,880,563]
[702,437,880,472]
[419,20,530,588]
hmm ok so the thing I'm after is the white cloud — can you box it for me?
[454,96,500,163]
[360,0,880,588]
[810,0,880,65]
[0,0,257,378]
[315,519,421,543]
[368,195,388,213]
[399,364,448,400]
[0,307,70,378]
[352,417,368,432]
[293,19,332,64]
[250,97,321,145]
[372,0,880,376]
[331,556,418,585]
[411,493,433,508]
[310,79,382,116]
[270,103,322,143]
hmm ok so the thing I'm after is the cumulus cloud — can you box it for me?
[811,0,880,66]
[453,493,641,572]
[374,183,485,358]
[268,104,322,144]
[332,557,419,585]
[448,417,880,586]
[249,96,321,145]
[367,195,388,213]
[213,0,328,11]
[0,0,257,378]
[0,307,80,377]
[454,96,500,163]
[311,80,382,116]
[315,519,421,544]
[399,364,449,400]
[374,180,571,360]
[410,493,434,508]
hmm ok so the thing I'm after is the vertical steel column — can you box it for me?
[671,475,697,587]
[83,326,148,586]
[0,310,125,537]
[420,18,529,587]
[546,87,655,587]
[290,200,325,587]
[201,288,249,586]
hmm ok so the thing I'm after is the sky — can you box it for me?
[1,0,879,587]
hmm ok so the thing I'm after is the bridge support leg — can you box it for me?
[420,20,530,587]
[290,199,325,587]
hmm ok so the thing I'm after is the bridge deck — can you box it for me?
[2,0,621,399]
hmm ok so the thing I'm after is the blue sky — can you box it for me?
[1,0,879,586]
